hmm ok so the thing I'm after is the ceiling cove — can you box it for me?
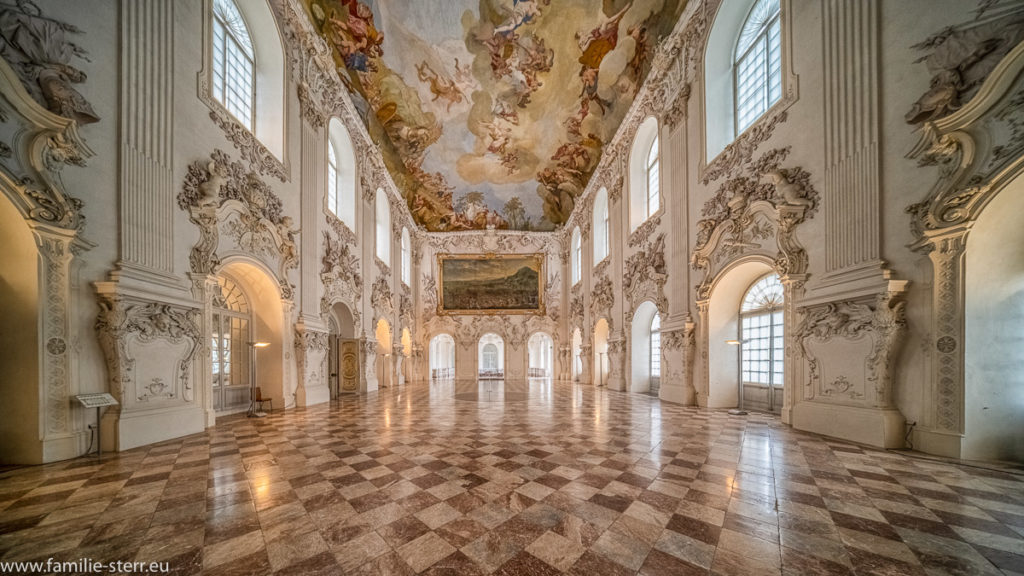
[302,0,687,232]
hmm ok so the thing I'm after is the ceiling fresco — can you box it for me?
[303,0,686,231]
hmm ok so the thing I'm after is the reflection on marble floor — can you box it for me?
[1,380,1023,575]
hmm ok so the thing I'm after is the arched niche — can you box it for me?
[593,318,610,386]
[0,194,41,464]
[964,173,1024,461]
[216,258,288,410]
[705,258,774,408]
[630,301,660,394]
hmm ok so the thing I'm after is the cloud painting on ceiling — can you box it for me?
[304,0,686,231]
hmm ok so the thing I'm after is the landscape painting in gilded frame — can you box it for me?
[438,254,544,315]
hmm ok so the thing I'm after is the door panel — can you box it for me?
[340,339,359,393]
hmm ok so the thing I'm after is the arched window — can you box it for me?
[400,227,411,286]
[327,118,356,229]
[740,273,784,398]
[734,0,781,134]
[482,344,498,370]
[645,136,660,219]
[650,314,661,379]
[571,227,582,285]
[375,189,391,265]
[593,188,609,265]
[212,0,254,129]
[629,117,660,232]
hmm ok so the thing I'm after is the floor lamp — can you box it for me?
[248,341,270,417]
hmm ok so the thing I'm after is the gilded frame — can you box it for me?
[436,253,545,316]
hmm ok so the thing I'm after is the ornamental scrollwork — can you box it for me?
[371,275,393,317]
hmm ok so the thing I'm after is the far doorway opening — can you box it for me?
[528,332,554,379]
[429,334,455,381]
[478,333,504,379]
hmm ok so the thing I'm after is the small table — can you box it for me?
[75,393,119,459]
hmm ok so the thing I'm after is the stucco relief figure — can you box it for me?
[198,161,226,207]
[0,0,99,124]
[906,11,1024,124]
[276,216,299,272]
[766,169,812,208]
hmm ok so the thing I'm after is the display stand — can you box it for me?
[75,393,119,459]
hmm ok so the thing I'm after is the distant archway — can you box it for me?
[630,301,660,394]
[375,318,392,387]
[328,302,358,396]
[593,319,609,386]
[478,332,504,379]
[571,328,583,382]
[528,332,554,379]
[429,334,455,381]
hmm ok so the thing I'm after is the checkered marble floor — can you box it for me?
[2,379,1023,575]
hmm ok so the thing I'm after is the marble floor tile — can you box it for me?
[0,379,1022,575]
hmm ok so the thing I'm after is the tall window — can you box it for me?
[650,314,661,378]
[734,0,781,134]
[327,119,356,229]
[571,227,582,285]
[482,344,498,371]
[646,136,660,219]
[212,0,254,129]
[400,228,411,286]
[593,188,609,264]
[740,274,784,390]
[327,139,339,215]
[375,189,390,265]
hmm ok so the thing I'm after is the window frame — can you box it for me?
[739,273,784,389]
[211,0,256,130]
[400,227,411,286]
[732,0,782,136]
[375,189,391,266]
[571,227,582,286]
[645,135,660,221]
[650,314,661,379]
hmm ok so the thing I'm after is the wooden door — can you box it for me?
[340,339,359,393]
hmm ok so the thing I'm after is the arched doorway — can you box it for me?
[0,195,40,462]
[429,334,455,381]
[399,327,412,385]
[478,333,504,379]
[375,319,392,388]
[964,174,1024,461]
[211,275,253,414]
[738,273,784,414]
[593,319,609,387]
[328,302,358,396]
[571,328,582,382]
[630,301,660,394]
[706,259,774,408]
[528,332,554,379]
[214,260,287,414]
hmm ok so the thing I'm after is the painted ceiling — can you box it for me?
[303,0,686,231]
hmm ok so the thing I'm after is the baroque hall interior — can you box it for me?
[0,0,1023,575]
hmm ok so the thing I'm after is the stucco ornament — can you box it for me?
[179,150,298,299]
[905,2,1024,124]
[795,292,907,408]
[95,297,203,404]
[0,0,99,124]
[371,275,393,317]
[691,147,818,300]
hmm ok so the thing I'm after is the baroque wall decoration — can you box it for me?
[794,292,908,408]
[623,233,668,312]
[905,24,1024,437]
[206,109,289,182]
[178,149,299,299]
[95,297,203,406]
